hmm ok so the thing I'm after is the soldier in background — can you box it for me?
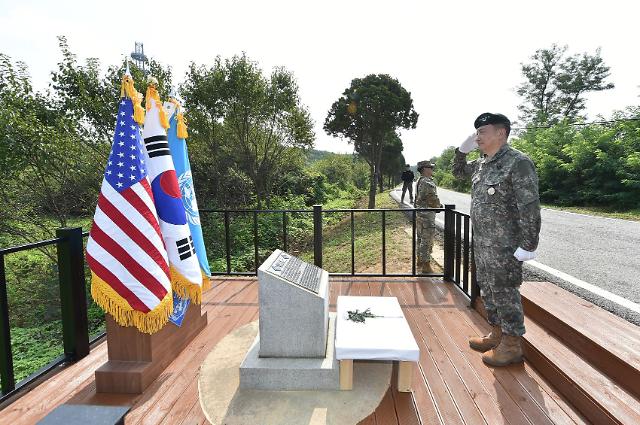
[414,160,441,274]
[400,164,415,204]
[453,112,541,367]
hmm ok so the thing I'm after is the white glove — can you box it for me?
[459,133,478,154]
[514,247,536,262]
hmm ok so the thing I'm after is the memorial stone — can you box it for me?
[239,249,339,391]
[258,250,329,358]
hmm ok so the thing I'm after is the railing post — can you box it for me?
[253,211,259,273]
[282,212,288,252]
[381,210,387,275]
[224,211,231,274]
[0,253,15,394]
[462,216,470,294]
[443,204,455,282]
[411,210,417,276]
[56,227,89,361]
[313,205,323,268]
[470,230,480,307]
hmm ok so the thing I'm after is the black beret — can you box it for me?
[474,112,511,130]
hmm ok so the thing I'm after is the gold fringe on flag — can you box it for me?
[90,272,173,334]
[120,75,145,125]
[202,269,212,291]
[170,264,204,304]
[176,112,188,139]
[146,78,170,129]
[168,98,189,139]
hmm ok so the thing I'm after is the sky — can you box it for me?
[1,0,638,163]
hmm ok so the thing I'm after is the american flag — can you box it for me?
[87,91,173,333]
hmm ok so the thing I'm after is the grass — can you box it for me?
[300,191,440,274]
[541,204,640,221]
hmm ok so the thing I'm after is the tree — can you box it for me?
[379,132,404,191]
[182,54,314,209]
[51,36,173,147]
[517,44,614,125]
[0,38,174,245]
[511,110,640,209]
[0,52,99,246]
[324,74,418,208]
[180,58,243,208]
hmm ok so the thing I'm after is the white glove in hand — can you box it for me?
[514,247,536,262]
[459,133,478,154]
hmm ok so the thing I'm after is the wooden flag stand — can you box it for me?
[95,304,207,394]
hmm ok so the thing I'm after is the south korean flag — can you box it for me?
[141,80,204,304]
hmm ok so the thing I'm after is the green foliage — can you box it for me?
[379,132,405,190]
[309,152,369,192]
[512,110,640,208]
[306,149,334,163]
[324,74,418,208]
[0,38,173,244]
[431,146,479,193]
[431,111,640,211]
[517,44,614,125]
[11,322,64,382]
[181,54,314,209]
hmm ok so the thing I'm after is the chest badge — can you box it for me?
[487,187,496,196]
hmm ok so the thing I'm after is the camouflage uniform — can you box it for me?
[453,144,541,336]
[414,176,441,264]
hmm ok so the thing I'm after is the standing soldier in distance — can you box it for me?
[414,160,441,274]
[400,164,415,204]
[453,112,541,367]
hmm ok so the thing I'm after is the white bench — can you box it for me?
[335,296,420,392]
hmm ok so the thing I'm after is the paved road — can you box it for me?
[390,184,640,323]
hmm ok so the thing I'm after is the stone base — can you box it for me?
[239,313,339,391]
[199,320,392,425]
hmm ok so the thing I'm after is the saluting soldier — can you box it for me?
[453,112,541,367]
[414,160,441,274]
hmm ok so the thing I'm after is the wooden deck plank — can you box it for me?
[458,314,587,425]
[0,277,607,425]
[425,282,573,425]
[126,282,259,424]
[454,300,590,425]
[372,387,399,425]
[368,280,429,425]
[368,281,421,425]
[388,362,420,425]
[119,280,253,423]
[520,363,590,425]
[396,284,509,425]
[403,281,582,425]
[422,284,550,425]
[446,287,587,425]
[382,284,466,425]
[389,281,485,425]
[524,316,640,425]
[1,342,109,423]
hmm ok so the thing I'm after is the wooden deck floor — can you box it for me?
[1,277,587,425]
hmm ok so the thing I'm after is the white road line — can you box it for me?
[391,189,640,314]
[527,260,640,314]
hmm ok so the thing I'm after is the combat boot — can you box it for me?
[482,334,523,366]
[469,325,502,352]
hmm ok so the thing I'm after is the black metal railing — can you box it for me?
[442,205,479,305]
[200,205,476,284]
[0,204,479,402]
[0,228,97,402]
